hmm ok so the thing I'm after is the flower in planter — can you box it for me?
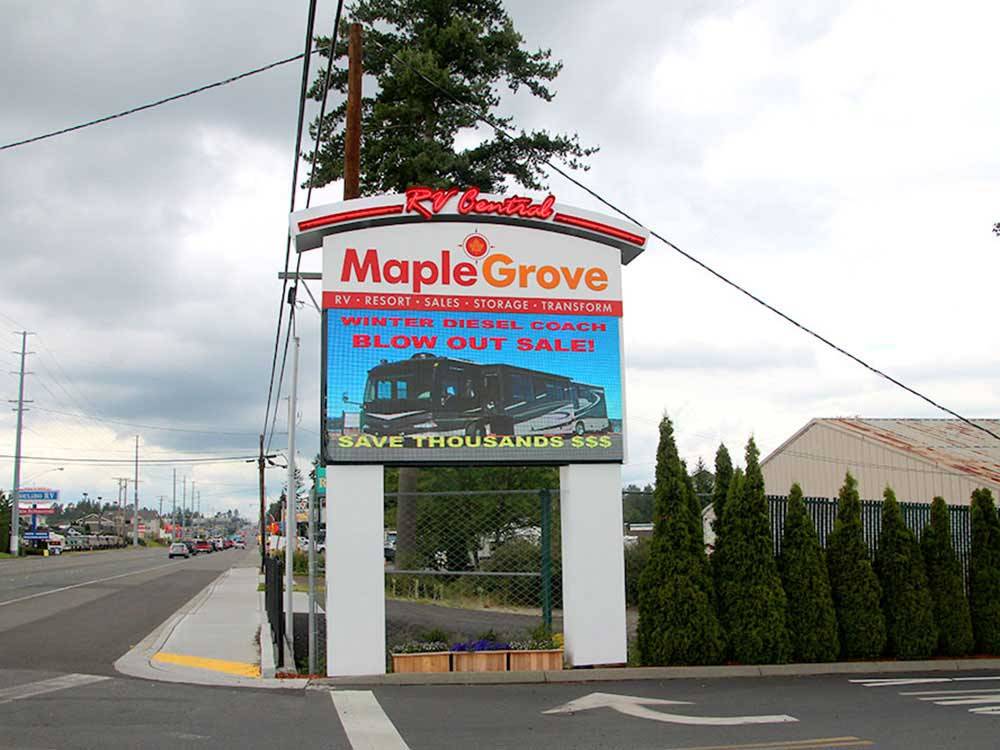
[392,640,450,654]
[451,639,511,652]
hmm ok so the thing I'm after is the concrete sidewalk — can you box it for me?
[115,560,307,689]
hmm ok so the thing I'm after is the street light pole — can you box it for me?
[132,436,139,546]
[285,333,299,643]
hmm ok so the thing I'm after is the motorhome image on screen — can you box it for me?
[324,308,623,463]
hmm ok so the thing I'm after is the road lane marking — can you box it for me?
[851,675,1000,688]
[901,687,1000,695]
[0,561,181,607]
[330,690,411,750]
[662,739,872,750]
[152,652,260,678]
[851,674,1000,717]
[543,692,798,726]
[0,673,110,705]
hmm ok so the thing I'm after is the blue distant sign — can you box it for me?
[20,489,59,501]
[23,530,50,540]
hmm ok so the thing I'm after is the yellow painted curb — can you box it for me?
[153,651,261,678]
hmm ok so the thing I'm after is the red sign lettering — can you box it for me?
[404,186,555,221]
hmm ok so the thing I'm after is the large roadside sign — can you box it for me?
[292,187,647,466]
[19,488,59,501]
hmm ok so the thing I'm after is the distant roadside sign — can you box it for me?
[317,466,326,496]
[19,502,55,515]
[19,488,59,501]
[23,530,50,541]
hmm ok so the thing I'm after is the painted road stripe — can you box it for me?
[900,688,1000,700]
[0,673,110,705]
[0,561,181,607]
[663,738,872,750]
[331,690,410,750]
[152,652,260,678]
[851,675,1000,688]
[926,696,1000,706]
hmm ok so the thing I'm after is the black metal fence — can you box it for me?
[264,555,284,668]
[766,495,972,579]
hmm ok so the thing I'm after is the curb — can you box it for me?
[308,657,1000,688]
[115,566,308,690]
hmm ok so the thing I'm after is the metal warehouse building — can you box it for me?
[761,418,1000,505]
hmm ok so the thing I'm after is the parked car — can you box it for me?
[223,539,234,550]
[384,530,397,562]
[195,540,212,554]
[184,540,198,555]
[212,538,225,551]
[233,538,246,550]
[168,542,190,559]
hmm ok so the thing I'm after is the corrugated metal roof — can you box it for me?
[825,418,1000,487]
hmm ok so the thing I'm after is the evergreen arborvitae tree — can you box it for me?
[970,487,1000,654]
[713,438,790,664]
[875,487,936,659]
[827,473,886,659]
[637,416,723,666]
[921,496,973,656]
[712,467,744,641]
[711,445,733,535]
[779,483,839,662]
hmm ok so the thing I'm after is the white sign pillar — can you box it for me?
[326,464,386,676]
[559,463,627,667]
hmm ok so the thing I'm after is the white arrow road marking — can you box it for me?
[0,673,110,705]
[331,690,411,750]
[543,692,798,726]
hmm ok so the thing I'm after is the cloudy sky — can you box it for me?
[1,0,998,515]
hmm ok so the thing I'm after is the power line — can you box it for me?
[0,453,259,466]
[29,405,257,437]
[0,50,322,152]
[363,34,1000,445]
[262,0,321,450]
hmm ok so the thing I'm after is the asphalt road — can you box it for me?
[4,548,1000,749]
[0,545,237,674]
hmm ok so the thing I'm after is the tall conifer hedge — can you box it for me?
[970,487,1000,654]
[637,416,723,665]
[713,439,790,664]
[875,487,936,659]
[827,473,886,659]
[921,496,973,656]
[779,483,839,662]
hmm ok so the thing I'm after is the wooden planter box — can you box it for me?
[452,650,509,672]
[391,652,451,673]
[508,649,564,672]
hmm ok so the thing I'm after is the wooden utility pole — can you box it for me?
[344,22,363,200]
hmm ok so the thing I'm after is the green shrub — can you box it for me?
[624,537,651,607]
[711,445,733,536]
[970,488,1000,654]
[827,473,886,659]
[875,487,936,659]
[636,416,723,666]
[713,438,790,664]
[779,483,839,662]
[921,497,973,656]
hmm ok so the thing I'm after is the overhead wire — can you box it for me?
[363,34,1000,445]
[0,51,320,152]
[265,0,346,454]
[262,0,321,451]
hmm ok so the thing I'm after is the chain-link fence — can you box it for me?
[385,488,560,648]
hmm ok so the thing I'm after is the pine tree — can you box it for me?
[712,467,743,641]
[711,445,733,535]
[875,487,936,659]
[637,416,723,666]
[779,483,839,662]
[827,473,886,659]
[970,487,1000,654]
[306,0,594,193]
[921,497,973,656]
[713,438,790,664]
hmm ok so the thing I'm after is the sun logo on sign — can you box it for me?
[462,232,491,261]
